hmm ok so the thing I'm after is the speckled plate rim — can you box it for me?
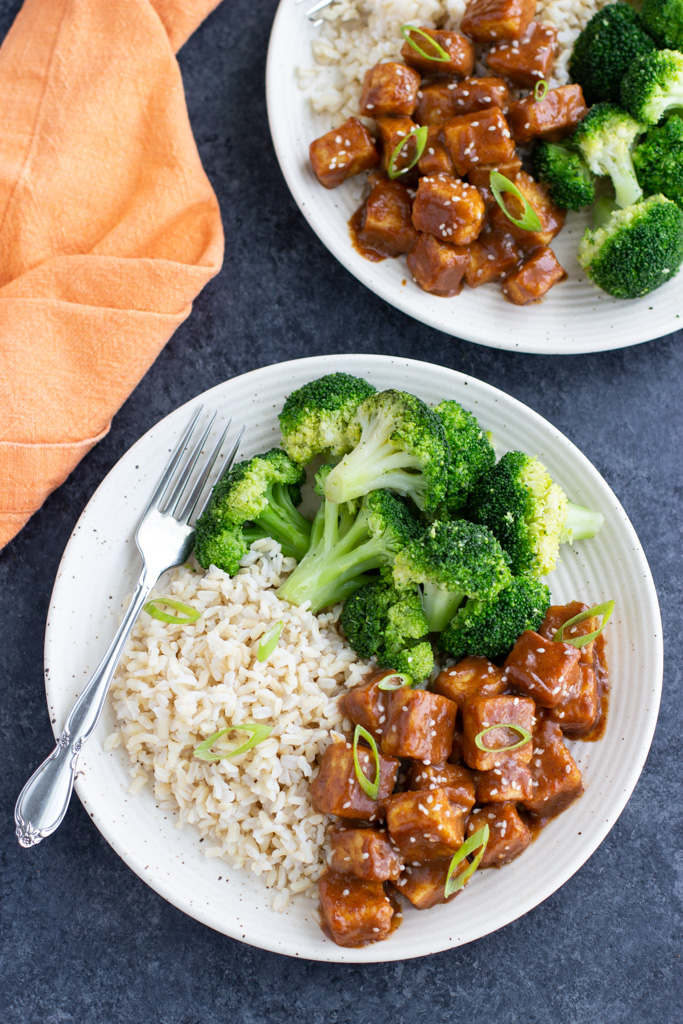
[43,354,663,961]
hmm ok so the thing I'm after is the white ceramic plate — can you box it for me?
[266,4,682,353]
[44,354,662,961]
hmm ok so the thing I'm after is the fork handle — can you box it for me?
[14,573,155,848]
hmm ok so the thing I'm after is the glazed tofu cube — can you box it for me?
[311,739,399,820]
[503,247,565,303]
[449,77,511,116]
[487,22,558,88]
[466,803,532,867]
[475,759,534,802]
[503,629,580,705]
[465,223,521,287]
[318,869,394,947]
[461,0,536,43]
[461,694,535,771]
[381,687,457,762]
[507,84,588,143]
[414,81,459,127]
[359,62,422,117]
[441,107,516,176]
[434,656,506,710]
[467,155,522,199]
[394,857,459,909]
[538,601,597,664]
[386,787,465,860]
[358,179,418,257]
[339,670,392,738]
[375,116,420,178]
[489,171,565,249]
[404,761,476,815]
[523,717,583,818]
[309,117,379,189]
[407,233,470,297]
[549,663,600,737]
[412,174,485,245]
[401,27,475,77]
[330,827,403,881]
[448,722,465,765]
[418,126,456,176]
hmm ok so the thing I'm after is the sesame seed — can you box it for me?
[565,764,572,774]
[342,888,350,896]
[362,852,370,859]
[343,801,351,808]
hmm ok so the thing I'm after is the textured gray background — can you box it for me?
[1,1,681,1022]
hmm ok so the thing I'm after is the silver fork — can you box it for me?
[14,408,244,849]
[296,0,333,25]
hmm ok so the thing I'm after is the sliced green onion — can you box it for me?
[400,24,450,62]
[377,672,414,691]
[534,79,549,101]
[143,598,201,624]
[474,723,532,753]
[444,825,490,897]
[490,170,542,232]
[553,600,615,648]
[257,620,283,662]
[193,723,273,762]
[352,724,381,800]
[387,125,428,180]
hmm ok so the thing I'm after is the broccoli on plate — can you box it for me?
[532,139,596,211]
[621,49,683,126]
[640,0,683,51]
[634,115,683,207]
[278,372,377,465]
[341,580,434,681]
[432,400,496,516]
[439,576,551,661]
[574,103,645,209]
[569,3,656,106]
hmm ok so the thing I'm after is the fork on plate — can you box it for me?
[296,0,334,25]
[14,409,244,849]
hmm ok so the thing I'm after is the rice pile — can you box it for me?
[297,0,612,120]
[108,538,370,911]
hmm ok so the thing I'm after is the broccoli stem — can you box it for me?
[563,501,605,542]
[325,418,424,505]
[421,583,464,633]
[243,483,311,560]
[602,153,643,208]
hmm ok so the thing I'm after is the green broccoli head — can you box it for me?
[341,580,433,681]
[578,193,683,298]
[569,3,656,106]
[634,115,683,207]
[278,372,377,464]
[574,103,645,209]
[621,49,683,126]
[439,576,551,661]
[193,517,249,576]
[640,0,683,51]
[432,400,496,516]
[323,390,450,513]
[532,139,596,211]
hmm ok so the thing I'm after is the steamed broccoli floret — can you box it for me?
[574,104,645,209]
[466,451,603,578]
[634,116,683,207]
[392,520,512,633]
[432,400,496,516]
[640,0,683,51]
[278,372,377,464]
[622,49,683,126]
[578,193,683,297]
[194,449,311,573]
[341,580,434,681]
[569,3,656,106]
[439,576,551,661]
[324,390,450,513]
[532,139,596,211]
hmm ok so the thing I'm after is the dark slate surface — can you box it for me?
[1,1,681,1021]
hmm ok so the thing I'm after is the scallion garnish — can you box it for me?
[352,724,381,800]
[553,600,615,648]
[193,723,273,762]
[534,79,549,101]
[377,672,414,691]
[490,170,542,232]
[400,24,450,62]
[444,825,489,897]
[387,125,428,180]
[474,723,532,753]
[143,598,201,624]
[257,620,283,662]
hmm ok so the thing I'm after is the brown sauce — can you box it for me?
[349,206,386,262]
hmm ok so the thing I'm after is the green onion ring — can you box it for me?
[377,672,414,691]
[474,723,532,753]
[490,170,542,232]
[444,825,490,897]
[257,620,283,662]
[400,24,450,62]
[143,597,201,624]
[193,723,273,762]
[553,600,615,648]
[352,724,381,800]
[534,79,549,101]
[387,125,428,180]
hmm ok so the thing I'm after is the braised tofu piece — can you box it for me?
[503,247,565,303]
[311,739,399,820]
[461,0,536,43]
[441,107,516,176]
[414,81,459,127]
[434,656,506,710]
[507,84,588,143]
[476,759,534,802]
[418,125,456,176]
[448,722,465,765]
[401,27,475,77]
[466,803,532,867]
[465,223,521,287]
[395,857,459,909]
[412,174,485,245]
[375,116,420,178]
[405,761,476,815]
[318,869,395,947]
[523,717,583,818]
[330,827,403,881]
[309,116,379,189]
[381,687,457,762]
[386,787,465,860]
[487,22,558,88]
[538,601,596,662]
[357,179,418,258]
[461,694,535,771]
[467,155,523,204]
[449,76,511,116]
[489,171,565,249]
[503,629,580,706]
[407,233,470,297]
[339,669,392,738]
[359,62,422,117]
[549,662,600,737]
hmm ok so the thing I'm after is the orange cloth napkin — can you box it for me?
[0,0,224,549]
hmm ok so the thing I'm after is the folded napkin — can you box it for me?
[0,0,224,549]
